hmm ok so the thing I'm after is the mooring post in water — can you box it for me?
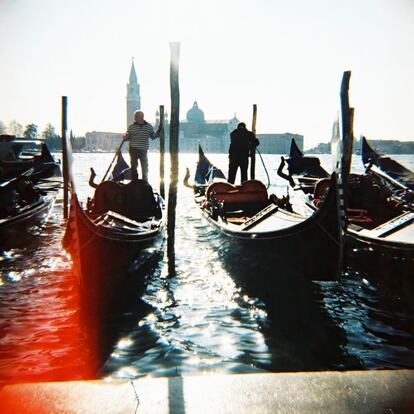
[61,96,69,219]
[159,104,165,199]
[340,70,353,185]
[339,70,354,219]
[250,104,257,180]
[167,42,180,277]
[337,70,353,276]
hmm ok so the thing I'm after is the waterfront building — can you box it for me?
[84,63,304,154]
[84,131,123,152]
[257,133,304,154]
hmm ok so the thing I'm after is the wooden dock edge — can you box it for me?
[1,370,414,413]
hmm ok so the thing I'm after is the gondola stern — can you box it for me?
[289,138,304,158]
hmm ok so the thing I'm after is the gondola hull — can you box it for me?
[198,198,341,281]
[0,194,55,248]
[283,135,414,278]
[64,193,165,319]
[345,214,414,281]
[281,75,414,283]
[193,147,342,281]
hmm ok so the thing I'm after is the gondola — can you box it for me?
[0,136,60,248]
[336,73,414,279]
[62,140,165,322]
[190,145,342,281]
[279,72,414,282]
[361,136,414,204]
[276,138,332,208]
[0,135,61,183]
[0,173,55,247]
[341,129,414,280]
[286,139,328,179]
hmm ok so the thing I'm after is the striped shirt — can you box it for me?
[126,121,159,150]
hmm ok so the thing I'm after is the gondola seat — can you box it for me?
[206,180,269,216]
[92,179,159,221]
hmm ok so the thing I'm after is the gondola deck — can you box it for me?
[191,145,342,281]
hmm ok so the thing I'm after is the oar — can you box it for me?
[0,167,35,188]
[250,104,257,180]
[101,140,125,184]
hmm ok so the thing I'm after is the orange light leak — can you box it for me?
[0,259,99,387]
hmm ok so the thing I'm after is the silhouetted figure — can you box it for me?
[228,122,259,184]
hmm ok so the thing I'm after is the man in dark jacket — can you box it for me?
[228,122,259,184]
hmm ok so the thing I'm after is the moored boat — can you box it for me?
[333,73,414,280]
[279,72,414,282]
[361,136,414,207]
[0,175,55,248]
[190,145,342,281]
[0,135,61,183]
[62,139,165,324]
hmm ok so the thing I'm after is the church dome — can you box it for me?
[186,101,205,123]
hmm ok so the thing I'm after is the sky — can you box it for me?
[0,0,413,149]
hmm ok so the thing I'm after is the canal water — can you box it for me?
[1,152,413,383]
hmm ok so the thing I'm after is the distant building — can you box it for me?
[151,101,239,153]
[126,59,141,127]
[257,133,304,154]
[306,137,414,155]
[354,137,414,154]
[85,65,304,154]
[85,131,123,152]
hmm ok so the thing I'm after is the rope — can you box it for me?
[256,148,270,189]
[131,381,140,414]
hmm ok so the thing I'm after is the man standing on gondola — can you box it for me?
[228,122,259,184]
[123,110,162,181]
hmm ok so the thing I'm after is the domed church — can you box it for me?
[186,101,205,123]
[169,100,239,152]
[85,61,304,154]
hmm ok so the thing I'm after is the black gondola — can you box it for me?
[190,145,342,281]
[279,72,414,282]
[0,136,60,248]
[342,142,414,279]
[0,174,55,247]
[62,141,165,322]
[361,136,414,204]
[0,135,61,183]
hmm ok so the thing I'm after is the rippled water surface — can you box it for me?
[1,152,414,383]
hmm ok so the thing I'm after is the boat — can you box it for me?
[0,173,55,247]
[361,136,414,204]
[339,90,414,281]
[0,135,61,184]
[62,139,165,324]
[0,135,60,248]
[189,145,343,281]
[279,72,414,283]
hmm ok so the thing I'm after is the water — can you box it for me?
[1,152,414,383]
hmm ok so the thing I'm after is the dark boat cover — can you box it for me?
[362,137,414,190]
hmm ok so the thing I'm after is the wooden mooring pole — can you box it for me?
[61,96,69,219]
[159,105,165,199]
[167,42,180,277]
[340,70,354,211]
[250,104,257,180]
[340,71,353,184]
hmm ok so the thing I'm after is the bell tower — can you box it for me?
[126,58,141,126]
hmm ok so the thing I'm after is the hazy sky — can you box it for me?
[1,0,413,148]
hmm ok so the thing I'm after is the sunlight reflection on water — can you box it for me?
[1,152,414,383]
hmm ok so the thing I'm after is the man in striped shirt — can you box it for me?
[123,110,162,181]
